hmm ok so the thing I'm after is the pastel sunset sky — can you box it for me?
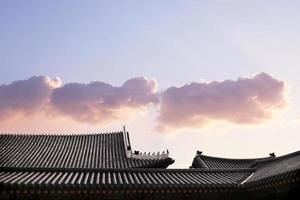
[1,0,300,167]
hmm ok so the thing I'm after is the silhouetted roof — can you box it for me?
[0,132,174,169]
[244,150,300,186]
[0,132,299,200]
[0,168,252,189]
[189,150,300,198]
[191,151,300,184]
[191,151,271,169]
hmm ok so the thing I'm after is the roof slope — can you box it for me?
[0,168,252,189]
[0,150,299,200]
[191,150,300,185]
[189,150,300,199]
[0,132,174,169]
[244,150,300,185]
[191,151,271,169]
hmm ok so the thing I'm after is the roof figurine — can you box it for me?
[269,152,276,157]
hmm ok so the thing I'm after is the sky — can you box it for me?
[1,0,300,168]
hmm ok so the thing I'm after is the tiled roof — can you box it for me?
[189,150,300,198]
[0,132,174,169]
[244,151,300,186]
[1,131,299,199]
[0,168,252,190]
[191,152,271,169]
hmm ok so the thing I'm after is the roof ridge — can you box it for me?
[250,150,300,167]
[0,131,124,136]
[0,166,254,173]
[198,154,270,161]
[130,150,171,160]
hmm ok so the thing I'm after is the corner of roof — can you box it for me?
[121,126,174,166]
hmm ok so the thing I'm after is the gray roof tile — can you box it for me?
[0,132,174,169]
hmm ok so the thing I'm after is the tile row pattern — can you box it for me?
[244,151,300,184]
[0,133,174,169]
[1,132,299,199]
[0,169,252,189]
[190,151,300,192]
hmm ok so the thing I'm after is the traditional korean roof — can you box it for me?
[191,150,300,185]
[191,151,272,169]
[244,150,300,186]
[189,150,300,199]
[1,152,299,200]
[0,130,299,200]
[0,168,252,189]
[241,151,300,199]
[0,132,174,169]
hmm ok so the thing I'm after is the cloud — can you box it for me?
[0,73,287,130]
[50,77,159,124]
[157,72,286,131]
[0,76,61,123]
[0,76,158,125]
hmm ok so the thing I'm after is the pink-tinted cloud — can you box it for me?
[50,77,159,123]
[157,72,286,131]
[0,73,287,129]
[0,76,61,124]
[0,76,158,125]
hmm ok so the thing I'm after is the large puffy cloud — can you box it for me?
[157,72,286,131]
[0,73,287,129]
[0,76,61,123]
[50,77,159,123]
[0,76,158,125]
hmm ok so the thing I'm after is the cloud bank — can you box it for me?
[157,72,286,131]
[0,73,287,130]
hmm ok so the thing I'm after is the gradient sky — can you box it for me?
[1,0,300,168]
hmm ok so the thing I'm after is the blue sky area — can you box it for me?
[1,0,300,167]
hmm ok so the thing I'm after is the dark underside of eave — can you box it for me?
[1,183,299,200]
